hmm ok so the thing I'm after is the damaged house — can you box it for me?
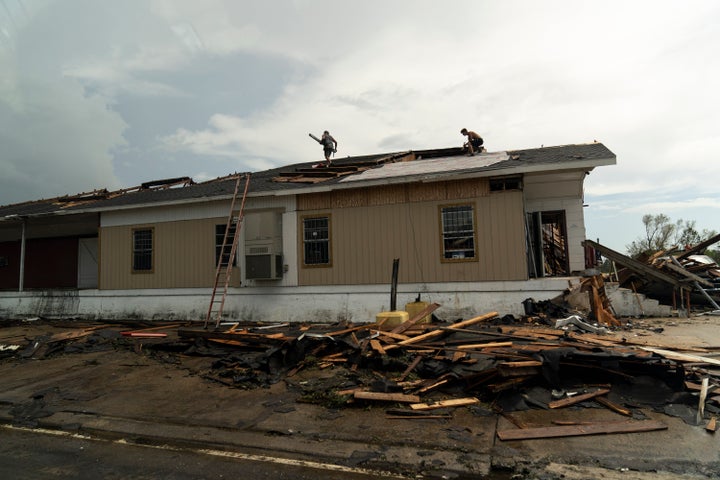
[0,143,615,322]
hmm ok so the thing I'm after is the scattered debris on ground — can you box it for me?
[3,294,720,442]
[585,238,720,315]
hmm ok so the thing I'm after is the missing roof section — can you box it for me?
[272,152,417,184]
[54,176,195,207]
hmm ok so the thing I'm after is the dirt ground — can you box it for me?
[1,315,720,479]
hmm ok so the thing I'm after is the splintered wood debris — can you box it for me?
[4,309,720,441]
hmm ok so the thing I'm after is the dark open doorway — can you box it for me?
[526,210,569,277]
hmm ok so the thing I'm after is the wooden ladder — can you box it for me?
[204,173,251,329]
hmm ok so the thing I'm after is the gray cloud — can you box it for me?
[0,0,718,256]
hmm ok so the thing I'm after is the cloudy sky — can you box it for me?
[1,0,719,253]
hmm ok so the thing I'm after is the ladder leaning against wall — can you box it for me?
[204,173,251,329]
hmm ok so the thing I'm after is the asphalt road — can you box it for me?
[0,426,399,480]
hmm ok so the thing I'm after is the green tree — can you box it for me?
[626,214,717,258]
[626,214,676,257]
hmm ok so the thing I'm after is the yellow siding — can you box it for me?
[298,179,526,286]
[99,217,240,289]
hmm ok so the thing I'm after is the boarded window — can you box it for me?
[302,216,330,266]
[132,228,153,272]
[215,223,237,267]
[440,205,476,260]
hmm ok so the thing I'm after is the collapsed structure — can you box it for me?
[0,143,615,322]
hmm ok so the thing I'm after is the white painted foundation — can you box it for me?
[0,278,577,323]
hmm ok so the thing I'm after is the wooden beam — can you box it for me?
[391,302,440,335]
[369,339,387,355]
[397,311,498,346]
[410,397,479,411]
[583,240,680,287]
[663,261,713,287]
[548,389,610,409]
[457,342,513,350]
[706,417,717,433]
[497,420,667,441]
[641,347,720,367]
[595,396,632,416]
[677,232,720,260]
[396,355,423,382]
[354,391,420,403]
[326,323,378,336]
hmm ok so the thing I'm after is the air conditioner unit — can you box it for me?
[246,254,283,280]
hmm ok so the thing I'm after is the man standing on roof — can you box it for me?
[461,128,484,156]
[321,130,337,165]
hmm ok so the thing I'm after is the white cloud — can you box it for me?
[2,0,720,255]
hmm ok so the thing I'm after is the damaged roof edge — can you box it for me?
[261,154,617,197]
[0,154,617,220]
[0,144,616,220]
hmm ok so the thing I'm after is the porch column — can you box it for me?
[19,218,26,292]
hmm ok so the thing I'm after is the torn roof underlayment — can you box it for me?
[0,142,615,221]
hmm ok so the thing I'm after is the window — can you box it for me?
[489,175,522,191]
[302,215,330,266]
[440,205,476,260]
[215,223,237,267]
[0,256,7,267]
[132,228,153,272]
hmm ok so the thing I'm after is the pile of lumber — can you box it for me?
[6,314,720,438]
[173,311,718,425]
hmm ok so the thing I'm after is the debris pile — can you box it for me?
[5,307,719,440]
[585,238,720,314]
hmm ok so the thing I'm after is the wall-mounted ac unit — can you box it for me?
[246,254,283,280]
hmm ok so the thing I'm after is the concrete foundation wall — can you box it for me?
[0,278,576,323]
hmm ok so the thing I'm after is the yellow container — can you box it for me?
[376,310,409,329]
[405,300,432,324]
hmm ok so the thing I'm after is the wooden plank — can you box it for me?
[390,302,440,335]
[583,240,680,287]
[641,347,720,367]
[354,391,421,403]
[663,261,713,287]
[120,332,168,338]
[498,360,543,368]
[397,311,498,346]
[371,330,410,341]
[446,311,499,330]
[497,364,541,378]
[177,328,289,345]
[595,396,632,416]
[417,379,449,394]
[47,325,110,343]
[396,328,445,346]
[457,342,513,350]
[386,414,452,420]
[548,389,610,409]
[326,323,377,336]
[452,351,467,362]
[410,397,479,411]
[369,339,386,355]
[497,420,667,441]
[706,417,717,433]
[396,355,423,381]
[698,377,709,425]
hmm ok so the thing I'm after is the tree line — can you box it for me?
[626,214,719,262]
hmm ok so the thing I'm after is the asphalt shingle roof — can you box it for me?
[0,142,614,220]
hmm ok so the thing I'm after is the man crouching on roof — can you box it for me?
[461,128,484,156]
